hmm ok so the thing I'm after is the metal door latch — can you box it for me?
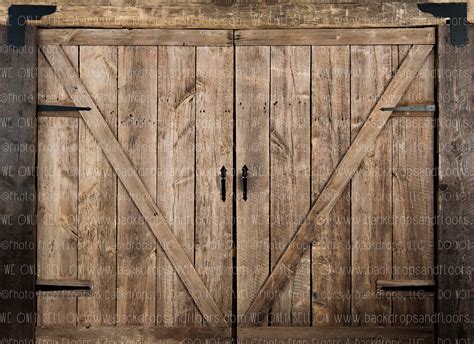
[381,105,436,112]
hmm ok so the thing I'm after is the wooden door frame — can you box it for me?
[1,24,472,343]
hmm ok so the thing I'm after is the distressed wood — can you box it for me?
[40,45,227,327]
[237,326,435,342]
[195,46,234,322]
[270,46,311,326]
[236,46,270,323]
[38,29,232,46]
[156,46,196,326]
[78,46,118,326]
[468,0,474,23]
[437,25,474,342]
[242,45,433,325]
[350,45,395,325]
[0,3,443,28]
[0,26,36,342]
[311,45,351,326]
[37,45,79,327]
[377,280,435,289]
[235,28,436,46]
[392,45,435,325]
[116,46,157,325]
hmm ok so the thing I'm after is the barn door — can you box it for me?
[36,31,233,340]
[235,31,436,337]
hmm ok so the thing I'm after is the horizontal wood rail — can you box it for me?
[38,29,232,46]
[235,28,436,45]
[36,326,434,343]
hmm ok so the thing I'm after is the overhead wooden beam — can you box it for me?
[241,44,434,326]
[38,29,232,46]
[235,28,436,45]
[0,3,443,29]
[0,26,37,343]
[40,45,228,328]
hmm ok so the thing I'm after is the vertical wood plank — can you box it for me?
[195,46,233,322]
[0,26,36,341]
[236,46,270,323]
[117,46,157,325]
[37,45,79,326]
[270,46,311,326]
[156,46,196,326]
[311,45,351,326]
[437,25,474,341]
[350,45,394,325]
[392,46,435,324]
[78,46,118,326]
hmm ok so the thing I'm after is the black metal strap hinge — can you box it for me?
[418,3,468,47]
[8,5,57,48]
[37,104,91,112]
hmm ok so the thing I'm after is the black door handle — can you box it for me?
[242,165,248,201]
[220,166,227,202]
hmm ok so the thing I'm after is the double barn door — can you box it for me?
[36,28,436,341]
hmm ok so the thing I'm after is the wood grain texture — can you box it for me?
[235,28,436,46]
[0,3,443,28]
[311,45,351,326]
[195,46,234,322]
[437,25,474,342]
[38,29,232,46]
[116,46,157,325]
[0,26,36,342]
[236,46,270,323]
[269,46,311,326]
[377,280,435,289]
[350,45,395,325]
[37,45,79,327]
[392,45,435,325]
[78,46,118,326]
[243,45,433,325]
[156,46,196,326]
[468,0,474,23]
[40,45,227,327]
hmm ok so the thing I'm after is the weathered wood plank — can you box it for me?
[311,45,351,326]
[37,45,79,327]
[270,46,311,326]
[0,3,443,28]
[40,45,227,327]
[242,45,433,325]
[78,46,117,326]
[156,46,196,326]
[235,28,436,46]
[377,280,435,289]
[0,26,36,342]
[195,46,234,322]
[437,25,474,342]
[237,326,435,342]
[38,29,232,46]
[116,46,157,325]
[350,45,395,325]
[468,0,474,23]
[392,45,435,325]
[236,46,270,323]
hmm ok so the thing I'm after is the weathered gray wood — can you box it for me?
[0,26,36,342]
[437,24,474,341]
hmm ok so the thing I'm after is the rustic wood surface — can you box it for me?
[37,45,79,327]
[243,45,433,325]
[38,29,232,46]
[40,44,228,327]
[311,45,351,326]
[437,25,474,342]
[236,46,270,323]
[156,46,196,326]
[195,46,234,322]
[468,0,474,23]
[235,28,436,46]
[270,46,311,326]
[377,280,435,289]
[0,26,36,342]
